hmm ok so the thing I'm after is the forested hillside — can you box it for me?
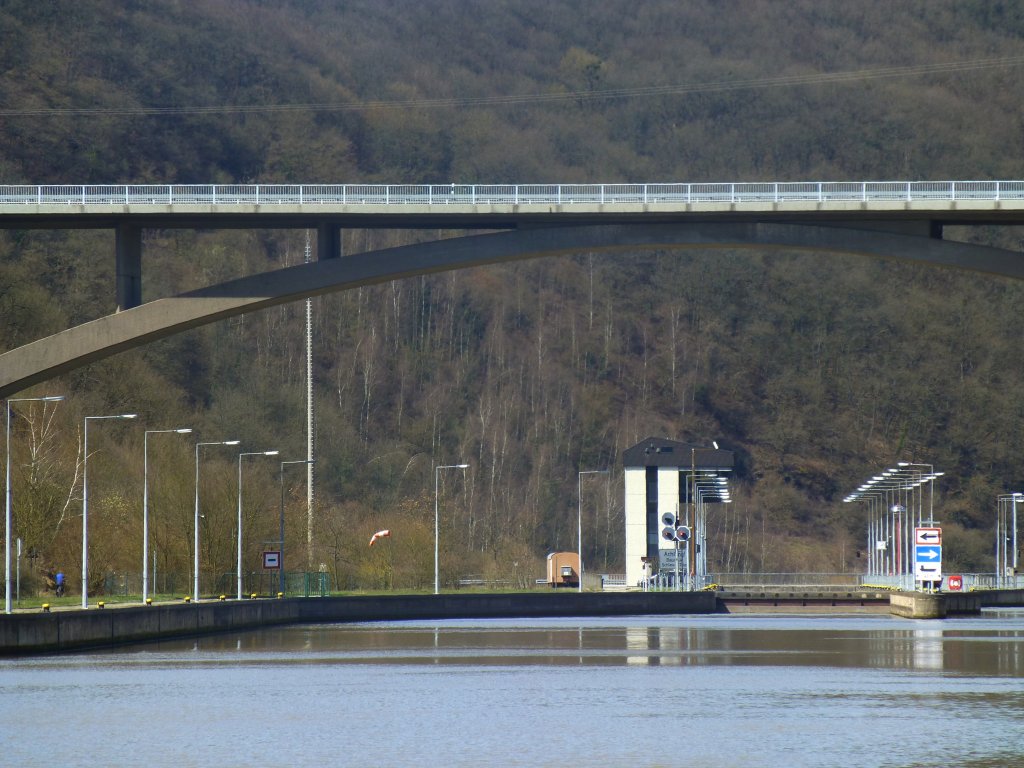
[2,1,1024,593]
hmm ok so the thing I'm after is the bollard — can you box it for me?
[184,596,191,603]
[97,602,105,609]
[41,603,50,612]
[145,598,153,606]
[219,595,226,601]
[250,593,257,600]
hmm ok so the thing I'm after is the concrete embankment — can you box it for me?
[888,591,983,619]
[975,588,1024,607]
[0,590,716,656]
[716,588,893,614]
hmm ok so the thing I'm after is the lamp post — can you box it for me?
[434,463,468,595]
[143,427,191,603]
[237,450,278,600]
[847,465,943,589]
[577,469,609,593]
[693,475,730,587]
[1015,494,1021,586]
[897,462,942,526]
[279,459,315,597]
[5,395,63,614]
[995,493,1022,589]
[194,439,239,602]
[83,412,137,608]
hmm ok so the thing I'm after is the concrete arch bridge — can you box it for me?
[2,180,1024,397]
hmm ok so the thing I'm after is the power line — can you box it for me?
[2,55,1023,118]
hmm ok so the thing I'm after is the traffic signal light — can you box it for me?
[660,512,691,542]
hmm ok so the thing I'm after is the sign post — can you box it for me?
[914,527,942,590]
[263,550,281,595]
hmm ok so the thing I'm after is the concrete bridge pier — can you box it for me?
[115,220,342,312]
[115,223,142,310]
[317,222,341,261]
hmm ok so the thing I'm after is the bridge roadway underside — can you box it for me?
[2,220,1024,398]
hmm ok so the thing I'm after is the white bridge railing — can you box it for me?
[2,181,1024,207]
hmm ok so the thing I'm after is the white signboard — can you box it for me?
[915,527,941,545]
[914,527,942,581]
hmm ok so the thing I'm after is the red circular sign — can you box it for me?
[947,575,963,591]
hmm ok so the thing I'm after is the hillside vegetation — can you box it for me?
[2,1,1024,593]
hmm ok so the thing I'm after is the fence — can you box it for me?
[92,570,1009,596]
[98,571,330,598]
[709,572,864,587]
[3,181,1024,208]
[624,572,1007,592]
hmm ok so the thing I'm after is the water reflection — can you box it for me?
[3,611,1023,768]
[109,610,1024,676]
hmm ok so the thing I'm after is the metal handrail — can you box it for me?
[2,181,1023,207]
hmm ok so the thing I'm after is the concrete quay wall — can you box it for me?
[0,591,715,656]
[889,591,983,619]
[974,589,1024,607]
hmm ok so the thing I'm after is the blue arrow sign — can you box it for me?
[916,546,941,562]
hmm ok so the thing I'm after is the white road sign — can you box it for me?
[915,527,942,545]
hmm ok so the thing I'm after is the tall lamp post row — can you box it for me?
[693,475,731,586]
[8,408,484,607]
[996,493,1021,589]
[5,401,305,609]
[844,462,943,584]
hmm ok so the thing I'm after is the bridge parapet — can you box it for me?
[4,180,1024,211]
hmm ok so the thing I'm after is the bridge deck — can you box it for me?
[3,181,1024,228]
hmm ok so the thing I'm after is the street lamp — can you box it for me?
[693,475,730,587]
[143,427,192,603]
[194,439,239,602]
[237,450,278,600]
[279,459,315,597]
[83,412,138,608]
[577,469,609,593]
[897,462,942,526]
[996,493,1023,588]
[435,463,468,595]
[5,395,63,614]
[1014,494,1021,585]
[847,465,943,588]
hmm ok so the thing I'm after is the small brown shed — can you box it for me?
[546,551,580,588]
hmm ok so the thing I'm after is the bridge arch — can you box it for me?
[1,221,1021,398]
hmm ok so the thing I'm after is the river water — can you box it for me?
[2,610,1023,767]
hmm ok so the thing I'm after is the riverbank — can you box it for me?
[0,590,716,656]
[5,588,1022,656]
